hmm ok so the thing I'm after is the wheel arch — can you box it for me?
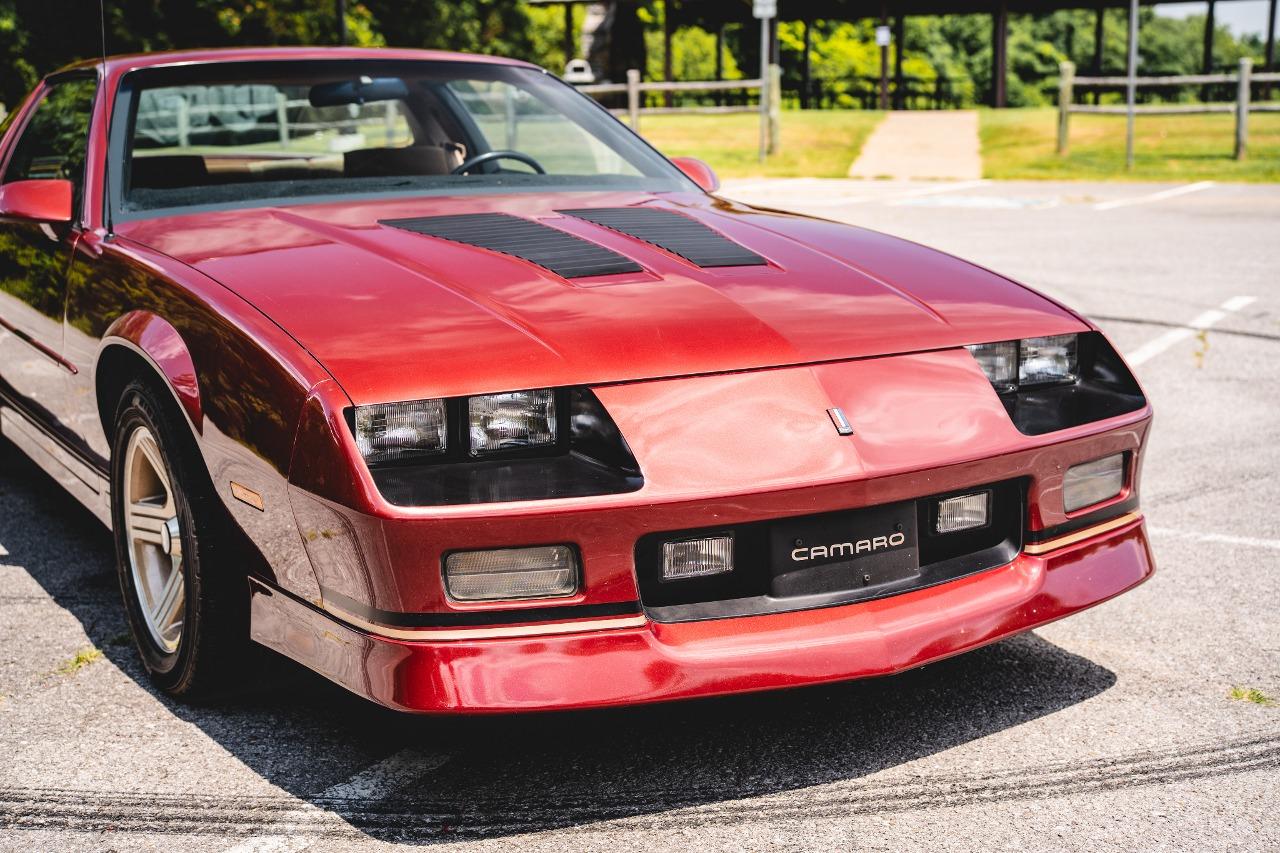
[95,311,202,448]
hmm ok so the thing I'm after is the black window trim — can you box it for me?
[1,68,102,231]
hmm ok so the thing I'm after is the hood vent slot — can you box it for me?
[559,207,767,268]
[381,213,643,279]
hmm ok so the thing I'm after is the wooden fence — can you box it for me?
[1057,59,1280,163]
[576,67,782,161]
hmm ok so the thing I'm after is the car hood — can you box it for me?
[119,190,1086,406]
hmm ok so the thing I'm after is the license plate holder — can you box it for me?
[769,500,919,597]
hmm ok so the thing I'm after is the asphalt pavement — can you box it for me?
[1,178,1277,851]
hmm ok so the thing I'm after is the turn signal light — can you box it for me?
[444,545,578,601]
[1063,454,1125,512]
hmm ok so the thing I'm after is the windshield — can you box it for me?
[117,60,691,215]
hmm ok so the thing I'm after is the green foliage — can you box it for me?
[639,3,741,83]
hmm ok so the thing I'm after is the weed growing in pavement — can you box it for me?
[1228,686,1276,706]
[57,647,103,676]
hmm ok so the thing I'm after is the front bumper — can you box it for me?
[250,514,1153,713]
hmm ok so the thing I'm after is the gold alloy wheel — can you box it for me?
[122,425,185,654]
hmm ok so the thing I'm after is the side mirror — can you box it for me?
[0,179,73,224]
[670,157,720,194]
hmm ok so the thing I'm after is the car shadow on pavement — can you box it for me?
[2,447,1120,843]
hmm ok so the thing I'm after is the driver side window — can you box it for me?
[3,76,99,219]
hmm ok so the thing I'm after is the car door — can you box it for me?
[0,74,97,447]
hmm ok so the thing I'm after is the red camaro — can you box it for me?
[0,47,1153,712]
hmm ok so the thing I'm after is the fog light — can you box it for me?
[662,535,733,580]
[936,492,990,534]
[1063,454,1125,512]
[444,545,578,601]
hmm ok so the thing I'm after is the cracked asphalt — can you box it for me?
[1,179,1277,851]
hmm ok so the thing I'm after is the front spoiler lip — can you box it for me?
[301,511,1145,644]
[248,514,1154,713]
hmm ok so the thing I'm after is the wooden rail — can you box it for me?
[1058,60,1277,163]
[574,67,781,160]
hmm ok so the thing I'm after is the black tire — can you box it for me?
[111,379,246,698]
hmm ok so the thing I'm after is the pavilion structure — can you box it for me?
[530,0,1277,108]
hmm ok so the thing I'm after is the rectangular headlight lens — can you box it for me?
[662,535,734,580]
[353,399,447,464]
[468,389,557,456]
[966,341,1018,391]
[444,545,578,601]
[1019,334,1079,387]
[936,492,990,534]
[1063,453,1125,512]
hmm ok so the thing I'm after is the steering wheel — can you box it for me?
[451,150,546,176]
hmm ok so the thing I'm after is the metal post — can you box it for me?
[759,13,770,162]
[801,20,812,109]
[1058,61,1075,154]
[1236,57,1252,160]
[626,68,640,131]
[894,15,905,109]
[663,1,674,108]
[337,0,347,46]
[769,64,782,154]
[1203,0,1217,101]
[714,25,724,107]
[879,5,890,110]
[564,2,575,63]
[1092,4,1105,105]
[1126,0,1138,170]
[991,0,1009,107]
[1265,0,1277,98]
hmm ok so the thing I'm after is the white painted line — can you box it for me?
[221,749,450,853]
[1148,527,1280,552]
[1093,180,1216,211]
[1125,295,1256,366]
[0,543,7,556]
[801,179,991,209]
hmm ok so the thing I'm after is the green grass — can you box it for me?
[1229,686,1276,706]
[635,110,884,179]
[981,107,1280,182]
[56,647,103,676]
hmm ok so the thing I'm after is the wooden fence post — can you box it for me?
[1057,61,1075,155]
[1235,57,1252,160]
[626,69,641,132]
[768,64,782,154]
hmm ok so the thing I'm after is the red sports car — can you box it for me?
[0,47,1153,712]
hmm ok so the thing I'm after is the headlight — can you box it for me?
[468,389,557,456]
[353,399,447,464]
[966,341,1018,393]
[967,333,1078,393]
[1019,334,1078,387]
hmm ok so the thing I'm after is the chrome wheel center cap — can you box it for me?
[161,516,180,556]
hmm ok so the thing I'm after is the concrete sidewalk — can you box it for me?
[849,110,982,180]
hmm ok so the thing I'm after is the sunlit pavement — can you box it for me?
[1,178,1277,851]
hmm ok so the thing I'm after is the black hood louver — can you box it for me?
[558,207,767,268]
[381,213,643,279]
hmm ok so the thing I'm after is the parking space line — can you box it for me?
[1093,181,1216,211]
[800,179,990,209]
[221,749,451,853]
[1148,527,1280,552]
[1125,295,1257,366]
